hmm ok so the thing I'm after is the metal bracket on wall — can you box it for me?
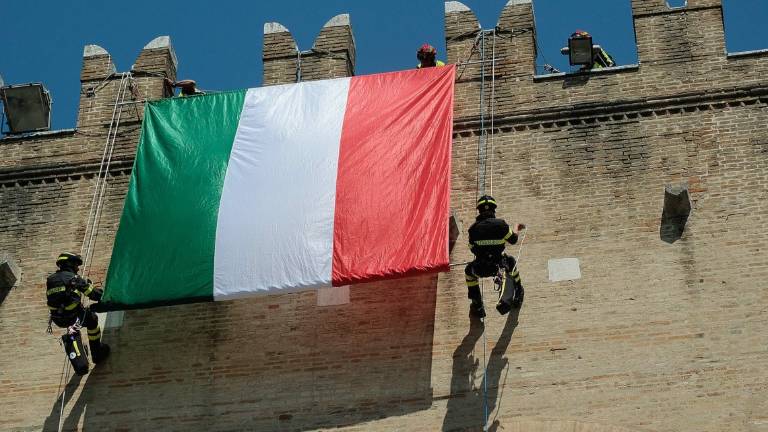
[0,253,20,305]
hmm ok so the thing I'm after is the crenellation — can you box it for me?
[262,15,356,85]
[633,0,725,69]
[445,1,480,66]
[305,14,356,80]
[80,45,115,82]
[132,36,177,101]
[495,0,537,78]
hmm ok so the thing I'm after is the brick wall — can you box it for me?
[263,15,355,86]
[1,1,767,431]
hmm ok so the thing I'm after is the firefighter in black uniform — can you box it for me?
[465,196,525,318]
[46,252,110,363]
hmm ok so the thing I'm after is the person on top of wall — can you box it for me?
[46,252,110,364]
[464,196,525,318]
[417,43,446,68]
[572,30,616,70]
[164,78,205,97]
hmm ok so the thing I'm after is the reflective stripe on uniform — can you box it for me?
[88,333,101,341]
[64,301,80,311]
[473,239,506,246]
[82,284,94,296]
[466,280,479,287]
[503,229,514,241]
[417,60,446,68]
[46,286,67,296]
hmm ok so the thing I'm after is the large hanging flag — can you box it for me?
[96,66,455,311]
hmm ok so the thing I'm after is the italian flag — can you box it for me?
[98,66,455,311]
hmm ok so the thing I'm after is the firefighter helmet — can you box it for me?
[476,195,497,211]
[417,43,437,61]
[56,252,83,269]
[571,30,591,38]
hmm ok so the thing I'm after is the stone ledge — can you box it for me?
[633,3,721,18]
[453,84,768,134]
[0,253,20,291]
[727,48,768,59]
[533,64,639,82]
[0,128,76,142]
[0,158,134,186]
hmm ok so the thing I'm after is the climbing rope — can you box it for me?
[472,28,528,432]
[511,229,527,277]
[54,73,131,431]
[476,32,487,199]
[296,48,302,83]
[480,277,489,431]
[57,348,70,432]
[55,315,85,432]
[81,72,130,278]
[489,28,497,197]
[475,29,491,432]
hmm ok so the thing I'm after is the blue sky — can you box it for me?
[1,0,766,132]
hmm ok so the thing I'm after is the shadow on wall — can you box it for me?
[42,374,84,432]
[45,275,438,431]
[442,308,521,432]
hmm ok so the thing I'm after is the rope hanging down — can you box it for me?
[80,72,131,278]
[470,28,528,432]
[55,72,133,432]
[474,29,493,432]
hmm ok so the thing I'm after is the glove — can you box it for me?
[69,277,88,290]
[91,288,104,302]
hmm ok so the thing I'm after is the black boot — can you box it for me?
[469,300,486,318]
[512,284,524,309]
[90,342,111,364]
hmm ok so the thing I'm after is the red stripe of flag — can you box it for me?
[331,66,455,286]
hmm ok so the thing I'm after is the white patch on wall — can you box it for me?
[548,258,581,282]
[103,311,125,329]
[317,285,350,306]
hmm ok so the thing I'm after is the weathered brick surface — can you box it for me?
[263,15,355,86]
[263,29,300,86]
[2,1,768,431]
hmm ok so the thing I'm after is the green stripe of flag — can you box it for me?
[101,91,247,310]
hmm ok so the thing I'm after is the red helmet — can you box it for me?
[417,43,437,60]
[571,30,591,38]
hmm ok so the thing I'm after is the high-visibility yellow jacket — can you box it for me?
[417,60,446,68]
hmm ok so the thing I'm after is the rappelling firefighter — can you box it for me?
[417,43,446,68]
[465,196,525,318]
[46,253,110,370]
